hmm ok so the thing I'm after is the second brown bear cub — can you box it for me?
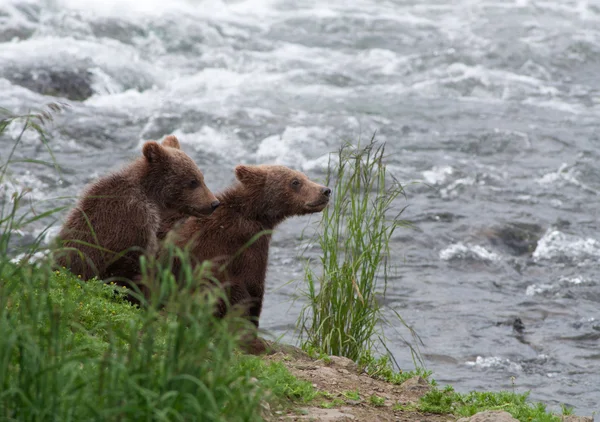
[163,164,331,346]
[56,136,219,285]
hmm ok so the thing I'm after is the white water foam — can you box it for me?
[172,126,250,163]
[439,177,476,199]
[408,62,560,101]
[50,0,285,29]
[10,250,48,264]
[537,163,599,195]
[0,171,51,202]
[559,275,589,285]
[533,229,600,263]
[255,126,333,170]
[41,225,61,246]
[2,116,44,145]
[526,275,590,296]
[465,356,523,372]
[439,242,500,262]
[422,165,453,185]
[525,283,556,296]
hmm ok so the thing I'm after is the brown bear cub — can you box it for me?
[55,135,220,288]
[162,164,331,353]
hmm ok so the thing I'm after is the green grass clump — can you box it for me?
[342,390,361,401]
[420,386,560,422]
[369,394,385,407]
[1,255,318,421]
[236,356,318,405]
[320,398,344,409]
[0,260,264,421]
[296,139,426,392]
[359,353,432,385]
[6,264,141,355]
[297,139,413,364]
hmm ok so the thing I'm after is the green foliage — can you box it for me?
[1,255,319,421]
[561,404,574,416]
[297,139,417,365]
[236,356,318,404]
[359,352,431,385]
[393,402,417,411]
[320,398,344,409]
[1,261,261,421]
[303,344,332,363]
[369,394,385,407]
[342,390,361,401]
[420,388,561,422]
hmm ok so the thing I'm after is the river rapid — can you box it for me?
[1,0,599,414]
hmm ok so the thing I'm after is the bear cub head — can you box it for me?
[234,164,331,218]
[143,135,220,217]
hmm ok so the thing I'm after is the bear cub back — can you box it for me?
[55,135,219,285]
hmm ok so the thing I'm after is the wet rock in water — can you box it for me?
[4,67,94,101]
[553,218,571,230]
[495,317,526,334]
[512,317,525,334]
[485,222,544,256]
[457,410,518,422]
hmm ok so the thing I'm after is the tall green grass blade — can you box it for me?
[297,138,421,369]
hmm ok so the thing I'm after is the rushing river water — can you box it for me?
[1,0,599,415]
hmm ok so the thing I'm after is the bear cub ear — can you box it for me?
[235,165,267,185]
[162,135,181,150]
[143,141,168,163]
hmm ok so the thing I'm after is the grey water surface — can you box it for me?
[1,0,599,414]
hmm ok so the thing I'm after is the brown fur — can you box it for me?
[162,165,331,350]
[55,135,220,285]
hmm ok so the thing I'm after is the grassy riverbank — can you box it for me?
[0,263,567,421]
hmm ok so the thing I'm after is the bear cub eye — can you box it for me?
[189,179,200,189]
[291,179,301,188]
